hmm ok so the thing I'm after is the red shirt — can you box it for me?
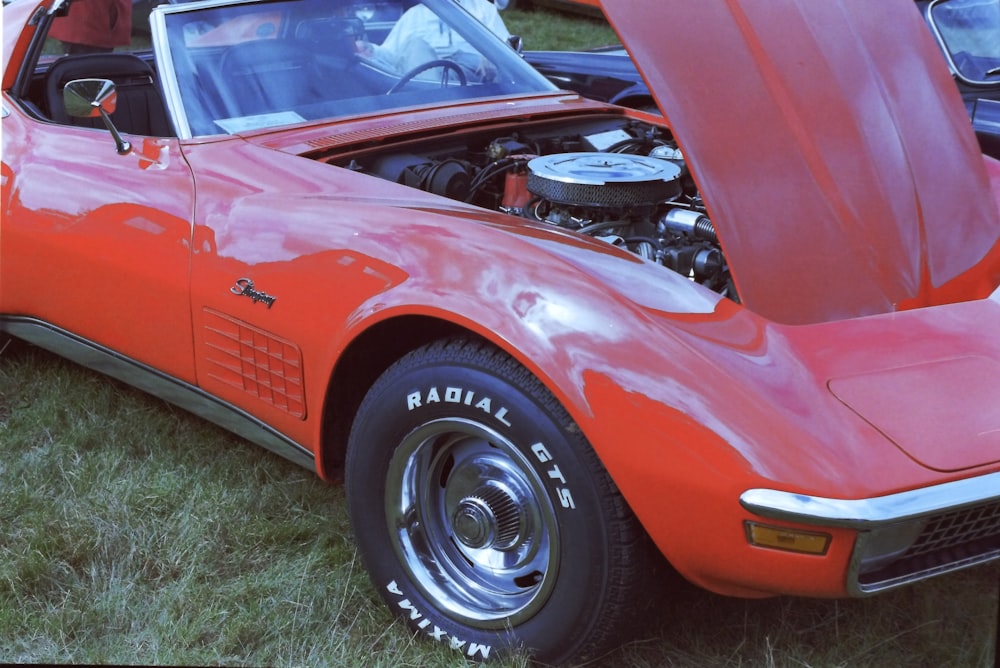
[49,0,133,49]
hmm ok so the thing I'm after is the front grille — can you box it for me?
[909,503,1000,557]
[857,500,1000,591]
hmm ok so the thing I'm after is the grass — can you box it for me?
[504,7,618,50]
[3,6,998,668]
[0,342,529,668]
[2,342,997,667]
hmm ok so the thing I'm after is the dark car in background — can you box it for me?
[524,45,654,110]
[920,0,1000,157]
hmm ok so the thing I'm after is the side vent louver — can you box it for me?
[202,308,306,418]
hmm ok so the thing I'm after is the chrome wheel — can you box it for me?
[385,417,559,628]
[347,338,651,663]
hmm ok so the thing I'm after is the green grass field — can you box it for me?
[2,344,996,666]
[505,6,617,49]
[2,6,998,668]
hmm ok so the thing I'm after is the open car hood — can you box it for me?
[602,0,1000,324]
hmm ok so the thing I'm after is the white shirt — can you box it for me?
[379,0,511,61]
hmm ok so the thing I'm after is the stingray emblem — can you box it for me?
[230,278,277,308]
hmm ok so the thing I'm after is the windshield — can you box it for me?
[152,0,557,137]
[929,0,1000,83]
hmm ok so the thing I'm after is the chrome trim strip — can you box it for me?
[740,472,1000,529]
[1,316,317,473]
[149,6,191,140]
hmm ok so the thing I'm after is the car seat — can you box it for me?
[217,40,323,117]
[44,53,173,137]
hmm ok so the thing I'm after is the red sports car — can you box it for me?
[2,0,999,664]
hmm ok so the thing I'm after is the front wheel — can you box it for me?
[346,338,651,664]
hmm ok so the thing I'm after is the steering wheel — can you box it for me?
[387,59,467,94]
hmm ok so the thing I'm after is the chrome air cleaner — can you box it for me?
[526,152,682,207]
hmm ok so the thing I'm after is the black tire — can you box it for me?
[345,338,651,664]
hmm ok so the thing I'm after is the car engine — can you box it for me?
[333,116,736,300]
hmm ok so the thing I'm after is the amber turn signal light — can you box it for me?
[744,522,831,555]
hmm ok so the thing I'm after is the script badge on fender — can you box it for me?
[230,278,277,309]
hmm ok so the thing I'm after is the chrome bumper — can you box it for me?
[740,471,1000,595]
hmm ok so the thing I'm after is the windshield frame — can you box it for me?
[926,0,1000,86]
[151,0,558,139]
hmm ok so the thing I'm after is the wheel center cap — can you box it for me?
[453,497,496,549]
[452,487,521,550]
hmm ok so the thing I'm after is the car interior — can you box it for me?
[12,0,541,138]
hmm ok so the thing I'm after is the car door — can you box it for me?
[1,97,197,383]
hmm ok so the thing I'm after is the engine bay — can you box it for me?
[326,115,737,300]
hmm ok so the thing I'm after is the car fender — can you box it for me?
[181,141,770,500]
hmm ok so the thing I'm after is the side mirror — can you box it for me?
[63,78,132,154]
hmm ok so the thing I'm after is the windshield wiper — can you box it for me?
[985,66,1000,78]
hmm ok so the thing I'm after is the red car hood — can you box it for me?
[603,0,1000,324]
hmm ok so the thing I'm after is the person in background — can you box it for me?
[49,0,133,54]
[360,0,510,81]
